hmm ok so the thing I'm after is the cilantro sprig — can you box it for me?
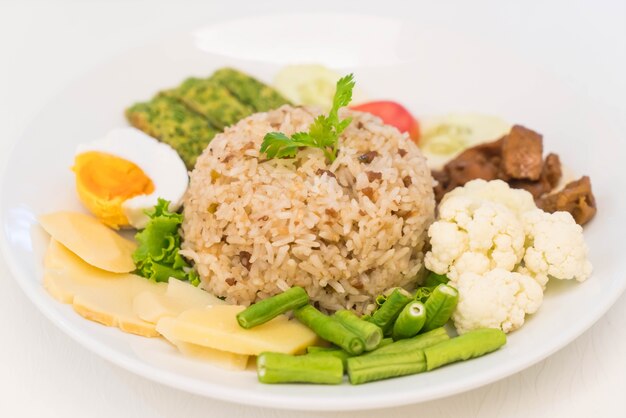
[260,73,355,162]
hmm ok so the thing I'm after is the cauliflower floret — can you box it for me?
[425,196,525,281]
[522,209,592,282]
[442,179,537,218]
[451,268,543,334]
[427,179,593,335]
[515,265,549,289]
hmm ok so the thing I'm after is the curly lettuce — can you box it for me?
[132,198,200,286]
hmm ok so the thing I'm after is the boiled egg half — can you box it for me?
[73,127,188,229]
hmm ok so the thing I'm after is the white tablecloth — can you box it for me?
[1,1,625,417]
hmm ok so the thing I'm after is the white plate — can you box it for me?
[1,14,625,411]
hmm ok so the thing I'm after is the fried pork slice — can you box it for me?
[509,153,562,199]
[432,138,503,201]
[537,176,597,225]
[501,125,544,180]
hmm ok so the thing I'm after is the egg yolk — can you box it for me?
[73,151,154,228]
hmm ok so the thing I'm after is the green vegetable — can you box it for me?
[423,271,449,287]
[379,338,394,349]
[422,283,459,332]
[132,199,199,285]
[412,273,449,304]
[257,352,343,384]
[369,327,449,356]
[424,328,506,371]
[413,287,433,303]
[334,310,383,351]
[260,74,355,162]
[368,288,413,335]
[392,301,426,340]
[236,286,309,329]
[306,337,394,366]
[306,346,337,354]
[294,305,364,355]
[375,294,387,307]
[307,348,353,368]
[347,350,426,385]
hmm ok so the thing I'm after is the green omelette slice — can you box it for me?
[210,67,291,112]
[125,95,217,169]
[167,77,254,130]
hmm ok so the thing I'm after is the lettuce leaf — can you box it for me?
[132,198,199,285]
[423,271,449,288]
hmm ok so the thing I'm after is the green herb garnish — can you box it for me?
[132,198,200,286]
[260,73,355,162]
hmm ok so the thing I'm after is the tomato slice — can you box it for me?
[350,101,420,143]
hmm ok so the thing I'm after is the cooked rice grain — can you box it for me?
[181,105,435,314]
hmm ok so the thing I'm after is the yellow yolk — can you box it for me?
[73,151,154,229]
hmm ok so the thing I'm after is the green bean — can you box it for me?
[368,327,449,356]
[422,284,459,332]
[307,348,352,369]
[368,288,413,335]
[392,301,427,340]
[306,346,337,354]
[306,344,368,368]
[375,294,387,307]
[306,341,393,354]
[294,305,365,355]
[423,271,449,287]
[413,286,433,303]
[424,328,506,371]
[334,310,383,351]
[347,350,426,385]
[236,286,309,329]
[257,352,343,384]
[378,338,394,349]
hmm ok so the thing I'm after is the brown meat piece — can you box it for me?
[433,126,569,204]
[432,170,450,202]
[447,142,503,182]
[432,138,503,201]
[537,176,596,225]
[543,153,562,188]
[501,125,544,180]
[509,178,551,199]
[509,153,562,199]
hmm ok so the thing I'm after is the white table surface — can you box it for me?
[1,1,625,417]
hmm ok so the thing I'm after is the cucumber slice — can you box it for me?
[419,113,511,170]
[273,64,341,109]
